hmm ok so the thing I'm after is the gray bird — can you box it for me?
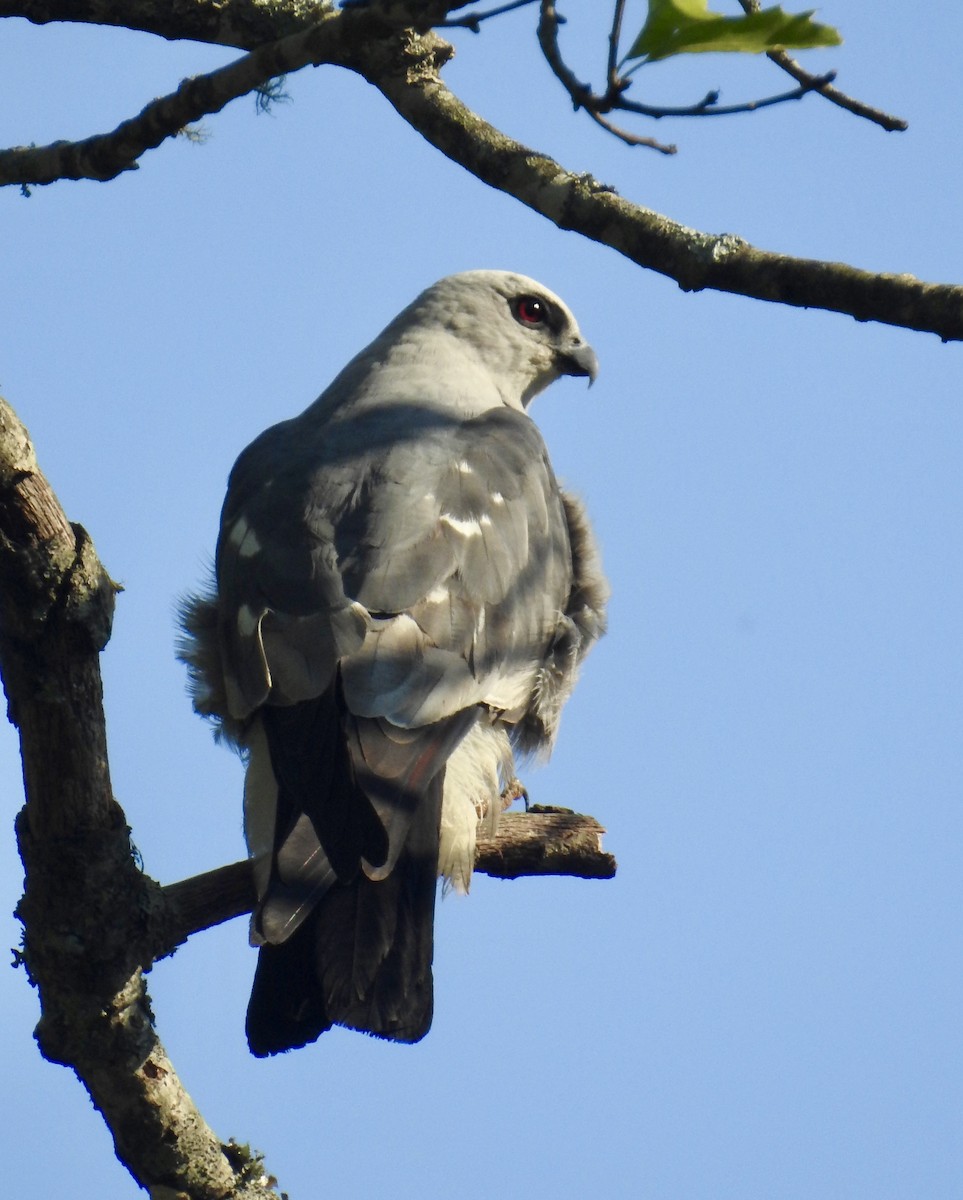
[181,270,608,1056]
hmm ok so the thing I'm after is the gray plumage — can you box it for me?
[181,270,608,1055]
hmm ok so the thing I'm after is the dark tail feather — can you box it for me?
[246,920,333,1057]
[255,689,388,944]
[245,773,442,1054]
[259,686,389,882]
[313,771,443,1042]
[246,685,477,1055]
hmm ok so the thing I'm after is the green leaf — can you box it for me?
[626,0,842,64]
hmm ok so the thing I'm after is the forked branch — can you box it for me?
[736,0,908,131]
[0,6,946,339]
[361,30,963,341]
[0,396,277,1198]
[536,0,906,152]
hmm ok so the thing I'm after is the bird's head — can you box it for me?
[404,270,598,410]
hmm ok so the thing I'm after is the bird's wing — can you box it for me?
[215,401,572,932]
[217,401,573,730]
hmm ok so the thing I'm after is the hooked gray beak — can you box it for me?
[560,340,599,385]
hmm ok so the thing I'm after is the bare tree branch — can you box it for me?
[439,0,538,32]
[0,0,318,48]
[161,808,617,953]
[0,12,353,186]
[476,806,617,880]
[0,397,282,1198]
[2,4,941,338]
[736,0,908,131]
[606,0,626,92]
[587,108,677,154]
[616,72,839,119]
[763,46,908,132]
[0,4,453,188]
[355,29,963,342]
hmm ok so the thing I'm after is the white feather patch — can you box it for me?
[440,513,483,538]
[439,722,513,893]
[227,515,263,559]
[237,603,260,637]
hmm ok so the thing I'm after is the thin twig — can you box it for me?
[440,0,538,31]
[537,0,842,150]
[737,0,908,131]
[765,46,907,131]
[606,0,627,91]
[618,72,838,119]
[537,0,677,152]
[537,0,594,110]
[588,109,676,154]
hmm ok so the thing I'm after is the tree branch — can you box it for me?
[160,807,617,953]
[0,12,354,186]
[615,72,839,119]
[0,5,452,188]
[0,397,282,1199]
[533,0,671,154]
[3,4,946,338]
[0,0,321,48]
[536,0,876,143]
[586,108,677,154]
[439,0,538,32]
[0,0,470,48]
[736,0,908,132]
[355,30,963,341]
[477,805,617,880]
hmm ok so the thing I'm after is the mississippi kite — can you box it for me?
[181,270,608,1056]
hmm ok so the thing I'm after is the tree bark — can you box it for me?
[0,397,286,1198]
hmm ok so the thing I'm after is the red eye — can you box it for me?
[514,295,547,325]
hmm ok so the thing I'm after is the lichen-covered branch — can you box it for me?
[358,32,963,341]
[0,12,351,186]
[0,0,459,47]
[0,0,321,48]
[2,2,958,337]
[0,3,451,187]
[0,397,280,1199]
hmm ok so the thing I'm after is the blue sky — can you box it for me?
[3,4,963,1197]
